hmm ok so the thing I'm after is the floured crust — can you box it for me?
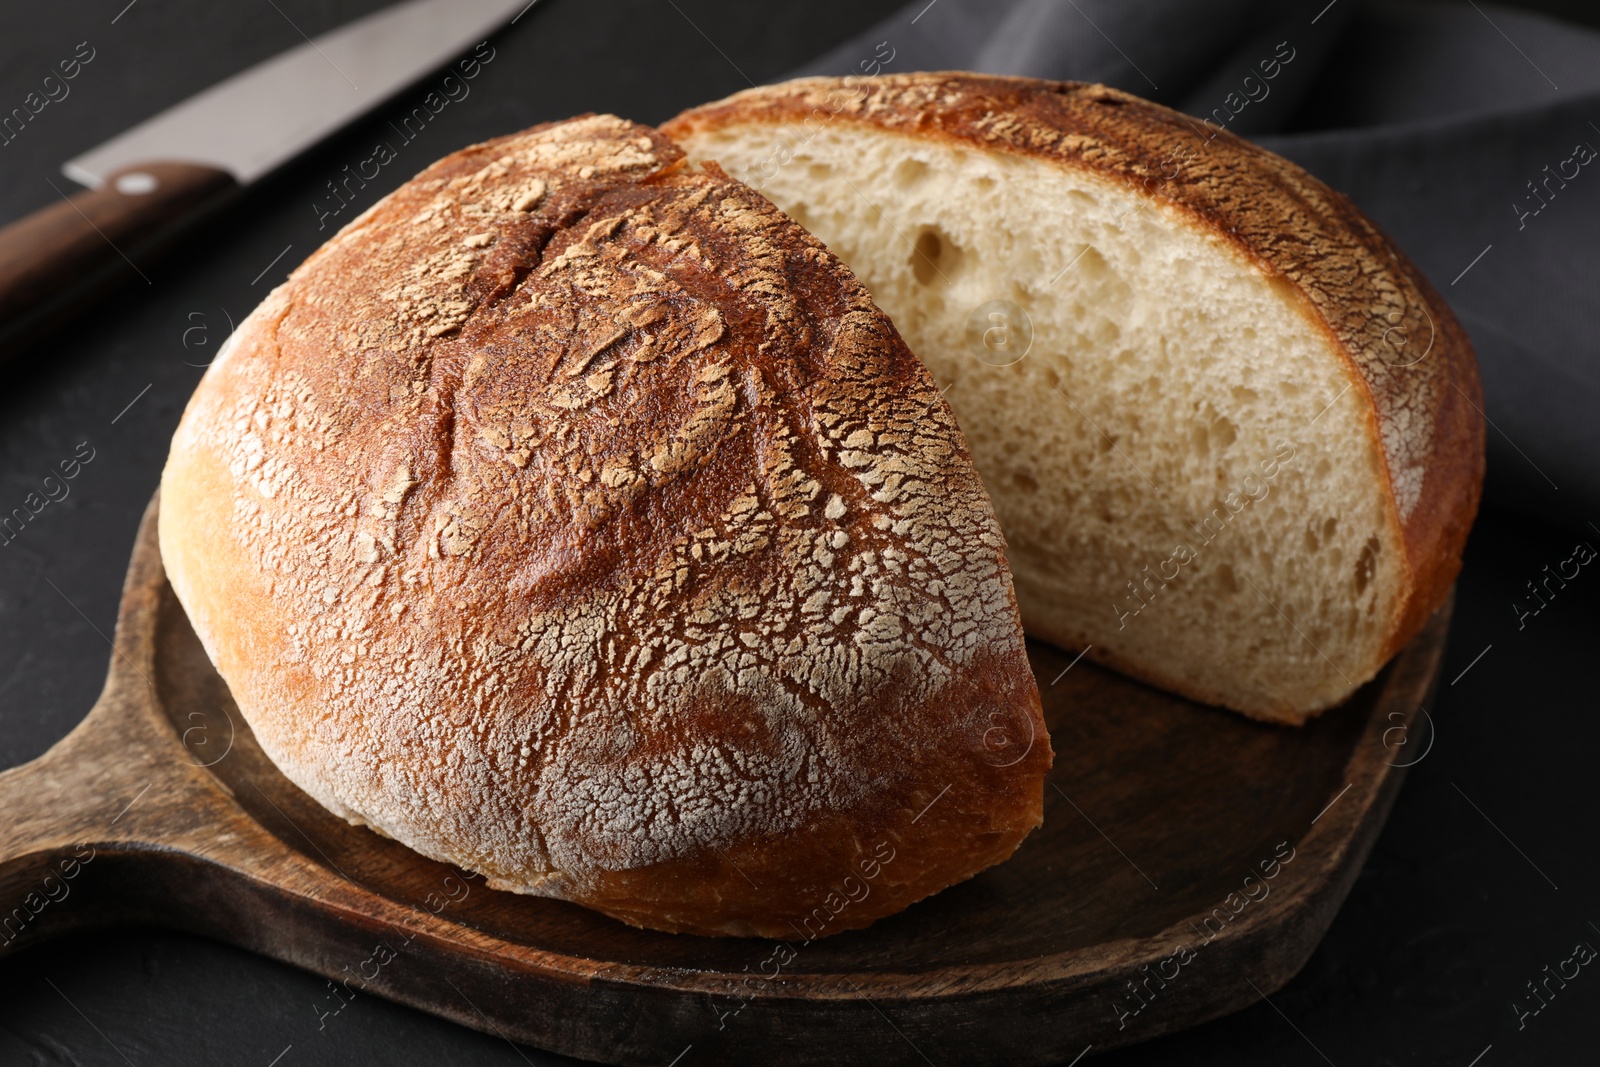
[666,74,1484,703]
[158,114,1051,937]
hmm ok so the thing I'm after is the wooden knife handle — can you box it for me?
[0,161,238,354]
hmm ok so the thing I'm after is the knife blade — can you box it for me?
[0,0,538,357]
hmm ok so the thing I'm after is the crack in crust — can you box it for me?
[159,113,1050,937]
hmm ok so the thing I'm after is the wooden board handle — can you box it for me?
[0,696,234,955]
[0,493,305,957]
[0,727,120,950]
[0,161,237,355]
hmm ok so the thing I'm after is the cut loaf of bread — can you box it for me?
[667,74,1484,723]
[159,114,1051,938]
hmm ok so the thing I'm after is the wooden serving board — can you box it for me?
[0,497,1449,1065]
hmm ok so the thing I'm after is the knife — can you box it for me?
[0,0,537,357]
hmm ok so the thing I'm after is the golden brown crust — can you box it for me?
[666,74,1485,705]
[159,113,1051,937]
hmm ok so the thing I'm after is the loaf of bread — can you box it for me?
[667,74,1484,722]
[158,114,1052,937]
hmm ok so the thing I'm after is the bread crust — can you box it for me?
[159,114,1050,936]
[666,74,1484,720]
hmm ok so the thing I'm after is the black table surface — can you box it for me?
[1,1,1595,1064]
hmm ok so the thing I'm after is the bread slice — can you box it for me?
[667,74,1484,723]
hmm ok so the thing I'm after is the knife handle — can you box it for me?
[0,161,238,355]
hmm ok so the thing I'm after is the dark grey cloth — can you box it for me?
[798,0,1600,524]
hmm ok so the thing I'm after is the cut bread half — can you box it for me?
[666,74,1484,723]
